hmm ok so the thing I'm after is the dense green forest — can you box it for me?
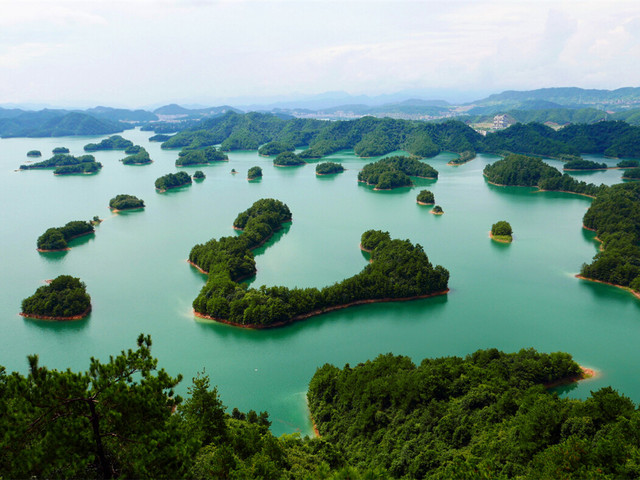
[358,156,438,190]
[109,194,145,211]
[19,153,97,170]
[0,111,124,138]
[84,135,133,152]
[622,168,640,180]
[580,182,640,293]
[54,161,102,175]
[124,144,143,154]
[563,159,607,170]
[306,348,640,479]
[175,146,228,166]
[26,149,41,157]
[37,220,94,250]
[274,152,305,166]
[155,171,192,191]
[491,220,513,242]
[121,148,152,165]
[258,141,295,156]
[618,160,640,168]
[247,166,262,179]
[416,190,435,204]
[52,147,70,153]
[193,170,205,180]
[149,133,171,142]
[21,275,91,319]
[190,208,449,327]
[315,162,344,175]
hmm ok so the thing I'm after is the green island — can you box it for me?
[20,275,91,320]
[315,162,344,175]
[19,153,101,174]
[431,205,444,215]
[258,141,294,156]
[175,146,228,166]
[563,159,608,171]
[193,170,205,181]
[52,147,70,154]
[622,168,640,180]
[121,148,152,165]
[190,200,448,328]
[37,220,95,251]
[155,171,192,192]
[358,156,438,190]
[491,220,513,242]
[149,133,171,142]
[448,150,476,165]
[54,161,102,175]
[124,144,143,154]
[617,159,640,169]
[247,166,262,180]
[26,150,41,157]
[273,151,305,166]
[109,194,145,211]
[416,189,435,205]
[84,135,133,152]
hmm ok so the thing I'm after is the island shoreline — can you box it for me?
[20,306,91,321]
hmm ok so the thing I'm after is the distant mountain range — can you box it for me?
[3,87,640,138]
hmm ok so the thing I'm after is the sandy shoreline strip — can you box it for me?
[575,274,640,300]
[544,366,598,389]
[489,231,512,243]
[20,306,91,321]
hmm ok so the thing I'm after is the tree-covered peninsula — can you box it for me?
[416,189,435,204]
[258,141,294,156]
[358,156,438,190]
[563,159,608,170]
[155,171,192,192]
[247,166,262,180]
[622,168,640,180]
[175,146,228,166]
[109,194,145,211]
[190,203,449,327]
[26,150,41,157]
[491,220,513,242]
[121,148,152,165]
[149,133,171,142]
[316,162,344,175]
[448,150,476,165]
[84,135,133,152]
[37,220,95,251]
[617,159,640,169]
[20,275,91,320]
[273,151,305,166]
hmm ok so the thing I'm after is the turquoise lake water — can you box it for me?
[1,128,638,436]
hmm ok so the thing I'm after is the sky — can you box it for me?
[1,0,640,108]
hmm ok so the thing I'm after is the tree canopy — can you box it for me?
[21,275,91,319]
[155,171,192,192]
[109,194,145,210]
[37,220,94,250]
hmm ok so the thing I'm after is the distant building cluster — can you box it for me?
[492,114,515,130]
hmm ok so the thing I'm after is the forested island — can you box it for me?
[121,148,152,165]
[155,171,192,192]
[193,170,205,181]
[448,150,476,165]
[431,205,444,215]
[37,220,94,251]
[273,152,305,166]
[26,150,41,157]
[491,220,513,242]
[84,135,133,152]
[20,275,91,320]
[149,133,171,142]
[190,203,449,327]
[109,194,145,211]
[563,159,608,170]
[416,189,435,205]
[622,168,640,180]
[358,156,438,190]
[52,147,70,154]
[618,159,640,169]
[175,146,228,166]
[19,153,101,174]
[315,162,344,175]
[247,166,262,180]
[258,141,294,156]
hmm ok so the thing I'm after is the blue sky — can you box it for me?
[1,0,639,107]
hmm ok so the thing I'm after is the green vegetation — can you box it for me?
[175,146,228,166]
[431,205,443,214]
[258,141,295,156]
[557,154,583,162]
[109,194,145,211]
[617,159,640,169]
[26,150,41,157]
[155,171,192,192]
[121,148,152,165]
[491,220,513,242]
[84,135,133,152]
[52,147,70,154]
[274,151,305,166]
[580,183,640,293]
[37,221,94,251]
[193,170,205,180]
[449,150,476,165]
[622,168,640,180]
[54,161,102,175]
[358,156,438,190]
[123,145,142,154]
[149,133,171,142]
[247,166,262,180]
[416,190,435,204]
[316,162,344,175]
[191,215,449,327]
[20,153,96,170]
[21,275,91,319]
[0,112,124,138]
[563,159,608,170]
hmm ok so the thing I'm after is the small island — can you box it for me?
[54,161,102,175]
[622,168,640,180]
[155,171,192,192]
[109,194,145,211]
[124,145,143,154]
[84,135,133,152]
[37,220,95,251]
[258,141,294,156]
[358,156,438,190]
[247,166,262,180]
[149,134,172,142]
[193,170,206,181]
[416,189,435,205]
[617,160,640,169]
[27,150,42,157]
[121,148,152,165]
[431,205,444,215]
[274,152,306,167]
[315,162,344,175]
[490,220,513,242]
[448,150,476,166]
[563,159,608,171]
[20,154,101,174]
[175,146,228,166]
[21,275,91,320]
[52,147,70,154]
[231,169,238,174]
